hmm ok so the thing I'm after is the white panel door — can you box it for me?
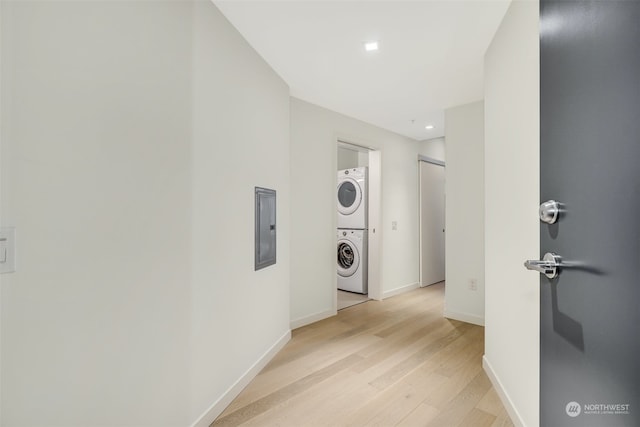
[420,160,445,286]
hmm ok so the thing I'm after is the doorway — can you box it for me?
[336,141,381,310]
[419,156,445,287]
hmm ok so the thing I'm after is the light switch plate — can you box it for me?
[0,227,16,274]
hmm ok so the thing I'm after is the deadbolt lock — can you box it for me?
[539,200,560,224]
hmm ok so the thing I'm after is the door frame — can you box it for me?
[418,155,446,287]
[335,139,382,304]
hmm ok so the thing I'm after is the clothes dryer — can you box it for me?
[337,229,368,294]
[337,167,367,229]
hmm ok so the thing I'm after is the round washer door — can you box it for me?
[337,178,362,215]
[337,239,360,277]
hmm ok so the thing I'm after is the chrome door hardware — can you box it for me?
[539,200,560,224]
[524,252,562,279]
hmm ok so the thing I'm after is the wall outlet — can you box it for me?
[391,221,398,230]
[468,279,477,291]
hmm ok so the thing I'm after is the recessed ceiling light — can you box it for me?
[364,41,379,52]
[425,125,435,130]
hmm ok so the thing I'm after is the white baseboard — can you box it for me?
[290,308,336,330]
[482,355,526,427]
[382,282,420,299]
[190,330,291,427]
[443,308,485,326]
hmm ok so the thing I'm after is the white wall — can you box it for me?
[483,1,539,426]
[290,98,422,327]
[419,137,446,162]
[337,147,358,170]
[358,151,370,168]
[444,101,485,326]
[189,2,291,424]
[1,2,193,424]
[0,1,4,417]
[337,147,370,170]
[1,1,290,425]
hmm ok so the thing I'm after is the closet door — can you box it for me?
[420,160,445,286]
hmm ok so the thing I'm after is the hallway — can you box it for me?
[213,284,513,426]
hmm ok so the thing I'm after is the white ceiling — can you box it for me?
[214,1,511,141]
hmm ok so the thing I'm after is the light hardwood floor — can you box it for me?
[213,283,514,427]
[337,290,370,310]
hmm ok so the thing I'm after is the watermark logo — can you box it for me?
[565,401,630,417]
[583,403,630,415]
[566,401,581,417]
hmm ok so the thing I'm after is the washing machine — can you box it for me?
[337,229,368,294]
[337,167,368,229]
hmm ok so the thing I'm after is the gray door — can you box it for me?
[540,1,640,425]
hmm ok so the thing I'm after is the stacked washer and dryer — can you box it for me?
[337,167,368,294]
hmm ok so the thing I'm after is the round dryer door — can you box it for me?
[337,178,362,215]
[337,239,360,277]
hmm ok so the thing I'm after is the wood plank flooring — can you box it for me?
[337,290,370,310]
[212,283,514,427]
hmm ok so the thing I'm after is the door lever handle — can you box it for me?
[524,252,562,279]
